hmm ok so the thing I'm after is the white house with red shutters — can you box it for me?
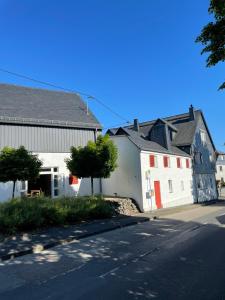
[102,106,217,212]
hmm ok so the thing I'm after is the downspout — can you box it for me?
[94,128,98,142]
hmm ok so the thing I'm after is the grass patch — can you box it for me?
[0,196,114,234]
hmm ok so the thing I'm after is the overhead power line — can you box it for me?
[0,67,130,123]
[103,121,131,129]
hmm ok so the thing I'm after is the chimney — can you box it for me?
[134,118,140,132]
[189,104,195,121]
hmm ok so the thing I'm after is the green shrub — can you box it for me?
[0,196,114,234]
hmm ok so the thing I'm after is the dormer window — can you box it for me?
[169,130,176,141]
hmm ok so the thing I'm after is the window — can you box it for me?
[54,189,59,196]
[220,166,223,172]
[21,181,26,190]
[181,180,184,191]
[53,174,59,197]
[177,157,181,168]
[54,175,58,188]
[149,155,157,167]
[53,167,58,172]
[186,159,190,168]
[168,180,173,193]
[163,156,170,168]
[200,130,206,144]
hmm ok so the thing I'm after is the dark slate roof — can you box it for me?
[0,83,101,129]
[123,128,190,157]
[107,108,215,156]
[153,118,178,132]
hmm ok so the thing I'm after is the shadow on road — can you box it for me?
[1,209,225,299]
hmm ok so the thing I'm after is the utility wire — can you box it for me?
[103,121,131,129]
[0,67,90,97]
[0,67,130,123]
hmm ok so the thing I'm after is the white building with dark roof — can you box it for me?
[103,106,218,211]
[216,151,225,183]
[0,83,102,201]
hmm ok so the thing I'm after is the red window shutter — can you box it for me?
[163,156,168,168]
[186,159,190,168]
[149,155,155,167]
[69,175,78,185]
[177,157,181,168]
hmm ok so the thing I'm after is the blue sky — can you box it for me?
[0,0,224,149]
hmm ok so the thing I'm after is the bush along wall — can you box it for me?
[0,196,114,234]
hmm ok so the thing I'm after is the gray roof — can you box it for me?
[107,108,215,157]
[0,83,101,129]
[124,128,190,157]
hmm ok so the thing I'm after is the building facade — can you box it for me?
[103,106,217,212]
[0,83,101,202]
[216,151,225,183]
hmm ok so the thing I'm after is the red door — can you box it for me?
[154,181,162,209]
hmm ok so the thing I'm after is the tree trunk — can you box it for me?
[91,177,94,197]
[12,181,16,199]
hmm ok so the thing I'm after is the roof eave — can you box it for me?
[0,116,102,130]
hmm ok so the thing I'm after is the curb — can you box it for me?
[0,217,150,262]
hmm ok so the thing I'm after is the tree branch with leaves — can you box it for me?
[196,0,225,90]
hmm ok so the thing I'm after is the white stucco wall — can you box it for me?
[0,152,100,202]
[140,151,193,210]
[102,136,144,210]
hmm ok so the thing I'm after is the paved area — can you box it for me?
[0,200,223,261]
[1,201,225,299]
[0,215,149,261]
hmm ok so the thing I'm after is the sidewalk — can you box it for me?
[0,214,149,261]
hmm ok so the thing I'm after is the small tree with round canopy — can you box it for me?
[0,146,43,198]
[66,134,118,196]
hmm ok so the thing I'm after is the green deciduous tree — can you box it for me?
[66,134,118,196]
[196,0,225,90]
[0,146,42,198]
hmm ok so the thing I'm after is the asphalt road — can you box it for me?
[1,202,225,300]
